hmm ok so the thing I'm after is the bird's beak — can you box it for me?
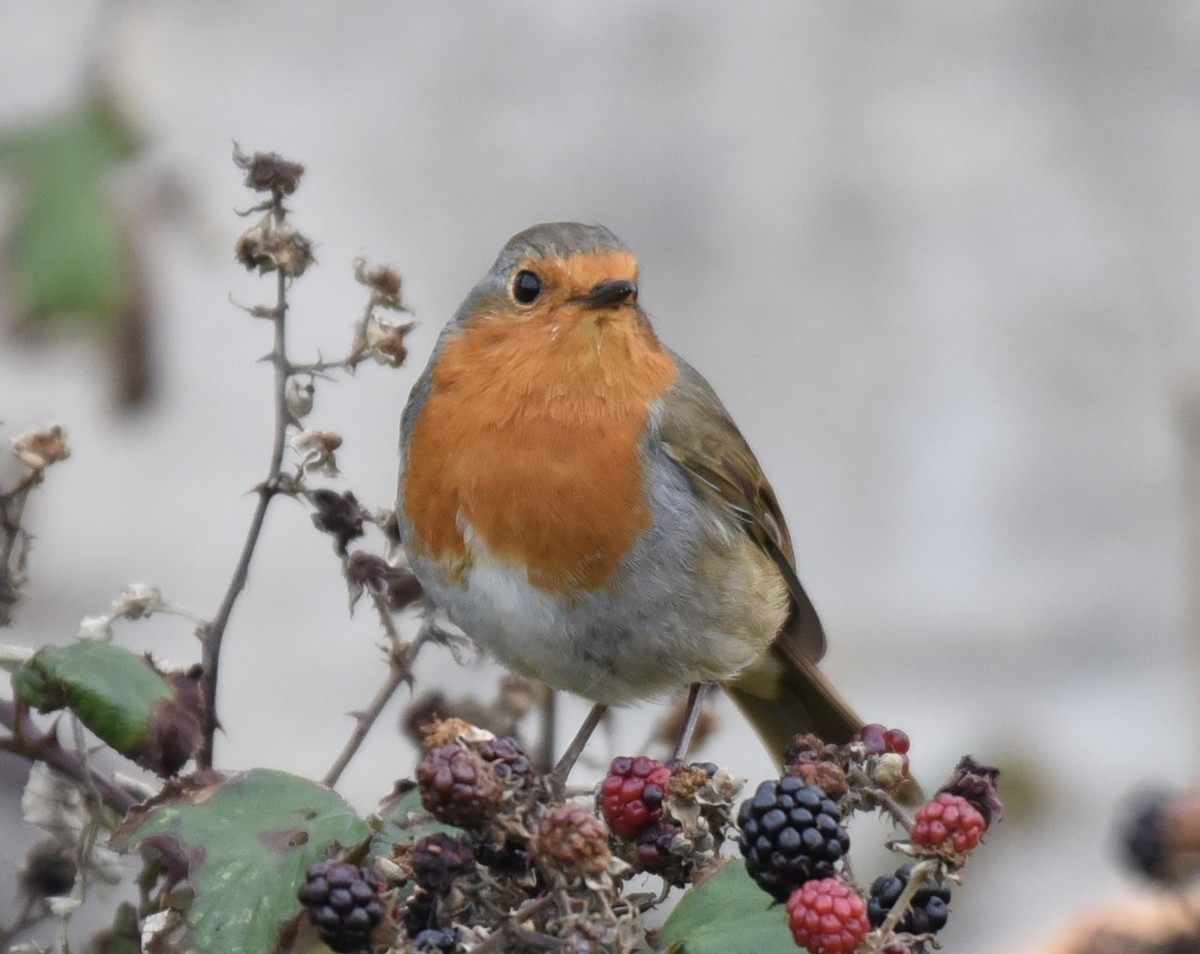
[578,279,638,309]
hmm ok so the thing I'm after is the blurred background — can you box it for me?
[2,1,1199,950]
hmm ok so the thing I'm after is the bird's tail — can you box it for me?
[725,641,863,769]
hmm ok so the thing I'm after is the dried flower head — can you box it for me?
[235,224,314,277]
[354,257,407,310]
[363,315,416,367]
[233,146,305,195]
[292,430,342,475]
[11,425,70,472]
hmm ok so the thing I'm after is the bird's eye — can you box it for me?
[512,270,542,305]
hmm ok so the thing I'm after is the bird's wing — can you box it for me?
[655,352,826,662]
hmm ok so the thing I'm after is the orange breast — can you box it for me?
[404,307,677,592]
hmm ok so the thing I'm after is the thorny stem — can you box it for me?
[471,896,556,954]
[322,657,409,788]
[198,202,292,769]
[848,765,916,830]
[0,699,136,816]
[0,469,41,625]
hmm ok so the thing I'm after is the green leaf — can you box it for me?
[368,783,460,858]
[11,641,202,774]
[0,94,139,326]
[112,769,370,954]
[655,860,793,954]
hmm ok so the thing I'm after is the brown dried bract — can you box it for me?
[233,147,305,195]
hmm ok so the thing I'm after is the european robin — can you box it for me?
[397,222,861,770]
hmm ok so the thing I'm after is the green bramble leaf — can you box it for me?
[656,859,792,953]
[112,768,371,954]
[11,640,202,775]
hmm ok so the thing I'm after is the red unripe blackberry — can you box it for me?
[786,877,869,954]
[737,777,849,901]
[852,723,911,774]
[297,860,381,953]
[911,792,986,853]
[417,744,502,826]
[600,756,671,839]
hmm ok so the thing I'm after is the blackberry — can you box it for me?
[417,744,502,826]
[600,756,671,838]
[479,735,533,787]
[867,864,951,934]
[297,860,381,953]
[786,877,869,954]
[911,792,986,854]
[1122,791,1170,879]
[403,889,438,938]
[474,834,531,874]
[531,802,611,880]
[852,723,911,776]
[412,927,456,952]
[410,833,475,893]
[737,776,849,901]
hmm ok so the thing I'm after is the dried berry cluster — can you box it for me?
[297,717,998,954]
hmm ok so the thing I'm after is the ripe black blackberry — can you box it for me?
[867,864,951,934]
[474,833,531,874]
[403,889,439,938]
[1122,791,1171,880]
[296,860,381,953]
[737,776,849,901]
[411,833,475,894]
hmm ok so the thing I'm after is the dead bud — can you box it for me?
[353,257,407,310]
[235,224,314,277]
[344,551,421,612]
[940,755,1003,826]
[309,489,364,554]
[291,429,342,475]
[11,424,71,472]
[363,314,415,367]
[232,146,305,195]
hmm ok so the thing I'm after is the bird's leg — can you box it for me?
[670,683,708,762]
[546,702,608,796]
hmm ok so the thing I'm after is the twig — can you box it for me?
[848,765,916,830]
[0,699,136,816]
[198,209,293,769]
[322,658,410,788]
[0,470,41,625]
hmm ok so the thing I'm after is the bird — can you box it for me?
[396,222,861,777]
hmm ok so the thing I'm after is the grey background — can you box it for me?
[2,2,1199,951]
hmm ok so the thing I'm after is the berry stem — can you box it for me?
[847,765,916,830]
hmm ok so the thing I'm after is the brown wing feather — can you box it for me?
[657,354,862,755]
[656,352,826,662]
